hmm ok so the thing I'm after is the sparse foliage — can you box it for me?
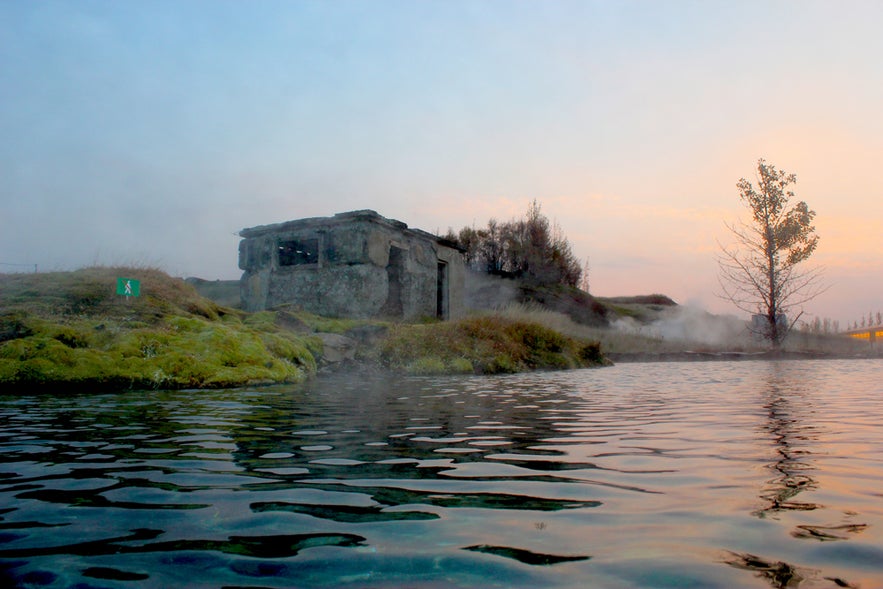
[718,159,825,348]
[447,200,583,288]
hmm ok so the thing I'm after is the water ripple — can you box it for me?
[1,361,882,587]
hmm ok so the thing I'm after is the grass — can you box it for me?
[0,265,221,323]
[0,267,318,392]
[372,313,607,375]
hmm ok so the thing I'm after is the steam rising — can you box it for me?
[464,270,762,350]
[612,305,751,347]
[464,272,519,312]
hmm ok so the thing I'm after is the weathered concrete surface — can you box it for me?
[239,210,465,320]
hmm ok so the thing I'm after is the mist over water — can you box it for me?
[1,360,882,588]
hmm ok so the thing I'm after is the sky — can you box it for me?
[2,0,882,325]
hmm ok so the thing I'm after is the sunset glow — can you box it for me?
[2,1,881,323]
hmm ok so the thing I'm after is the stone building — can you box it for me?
[238,210,465,320]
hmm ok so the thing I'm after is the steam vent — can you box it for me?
[238,210,465,320]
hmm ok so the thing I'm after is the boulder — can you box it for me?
[316,332,357,364]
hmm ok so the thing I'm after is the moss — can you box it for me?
[243,311,278,331]
[0,311,34,342]
[0,358,18,381]
[50,326,91,349]
[258,332,317,373]
[166,315,209,333]
[0,267,320,392]
[302,335,324,359]
[0,338,36,361]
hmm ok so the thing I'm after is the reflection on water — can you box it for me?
[1,360,882,588]
[722,364,877,589]
[722,551,859,589]
[754,368,822,517]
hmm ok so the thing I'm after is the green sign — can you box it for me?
[116,277,141,297]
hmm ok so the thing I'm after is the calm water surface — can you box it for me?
[1,360,882,588]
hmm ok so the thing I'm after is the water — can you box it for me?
[1,360,882,588]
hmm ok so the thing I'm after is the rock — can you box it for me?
[316,333,357,364]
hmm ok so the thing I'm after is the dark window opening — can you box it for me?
[278,239,319,266]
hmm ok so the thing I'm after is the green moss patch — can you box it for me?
[0,267,318,392]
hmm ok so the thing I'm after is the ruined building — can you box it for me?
[238,210,465,320]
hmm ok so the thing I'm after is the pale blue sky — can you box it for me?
[3,1,882,323]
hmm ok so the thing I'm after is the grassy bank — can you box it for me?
[0,267,319,391]
[371,314,607,375]
[0,267,608,392]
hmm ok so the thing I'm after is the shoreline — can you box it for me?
[607,350,882,363]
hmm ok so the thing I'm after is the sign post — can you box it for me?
[116,277,141,298]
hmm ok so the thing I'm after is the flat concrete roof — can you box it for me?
[240,209,463,251]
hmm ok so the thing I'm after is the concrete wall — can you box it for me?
[239,211,464,320]
[186,278,241,308]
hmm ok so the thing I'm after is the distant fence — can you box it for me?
[0,262,38,272]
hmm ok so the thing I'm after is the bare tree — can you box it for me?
[718,159,825,348]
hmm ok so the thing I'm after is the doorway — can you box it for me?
[436,261,448,319]
[382,246,405,317]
